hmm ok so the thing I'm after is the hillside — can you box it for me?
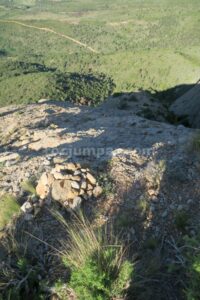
[0,0,200,106]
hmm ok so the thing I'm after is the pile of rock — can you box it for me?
[20,163,103,219]
[35,163,103,211]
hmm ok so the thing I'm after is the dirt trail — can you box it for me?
[0,20,99,53]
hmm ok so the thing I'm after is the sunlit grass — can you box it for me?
[0,193,20,230]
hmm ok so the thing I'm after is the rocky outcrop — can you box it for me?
[170,80,200,128]
[0,100,198,238]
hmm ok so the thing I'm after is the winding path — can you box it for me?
[0,20,99,53]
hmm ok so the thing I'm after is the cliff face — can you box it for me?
[170,80,200,128]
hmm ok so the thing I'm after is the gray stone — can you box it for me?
[162,210,168,218]
[24,213,34,221]
[71,181,80,190]
[187,199,193,205]
[21,201,33,214]
[177,205,184,211]
[81,180,87,190]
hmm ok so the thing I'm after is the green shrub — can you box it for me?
[0,59,115,107]
[97,172,115,196]
[0,255,45,300]
[53,72,115,106]
[59,213,133,300]
[183,236,200,300]
[0,237,46,300]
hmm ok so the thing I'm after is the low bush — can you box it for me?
[59,213,133,300]
[0,227,45,300]
[52,72,115,106]
[183,235,200,299]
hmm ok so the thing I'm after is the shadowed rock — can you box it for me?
[170,79,200,128]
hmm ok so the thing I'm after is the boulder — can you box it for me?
[170,80,200,128]
[51,180,78,202]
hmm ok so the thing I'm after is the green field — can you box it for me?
[0,0,199,105]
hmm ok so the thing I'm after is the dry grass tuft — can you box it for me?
[53,211,133,300]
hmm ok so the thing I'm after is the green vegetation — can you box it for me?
[1,204,200,300]
[0,194,20,230]
[0,58,115,106]
[0,231,45,300]
[0,258,44,300]
[137,196,149,215]
[0,0,199,106]
[115,210,135,229]
[182,235,200,300]
[98,172,115,196]
[59,213,133,300]
[20,179,36,195]
[175,210,190,232]
[0,212,133,300]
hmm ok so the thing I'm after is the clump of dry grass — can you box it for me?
[20,179,36,195]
